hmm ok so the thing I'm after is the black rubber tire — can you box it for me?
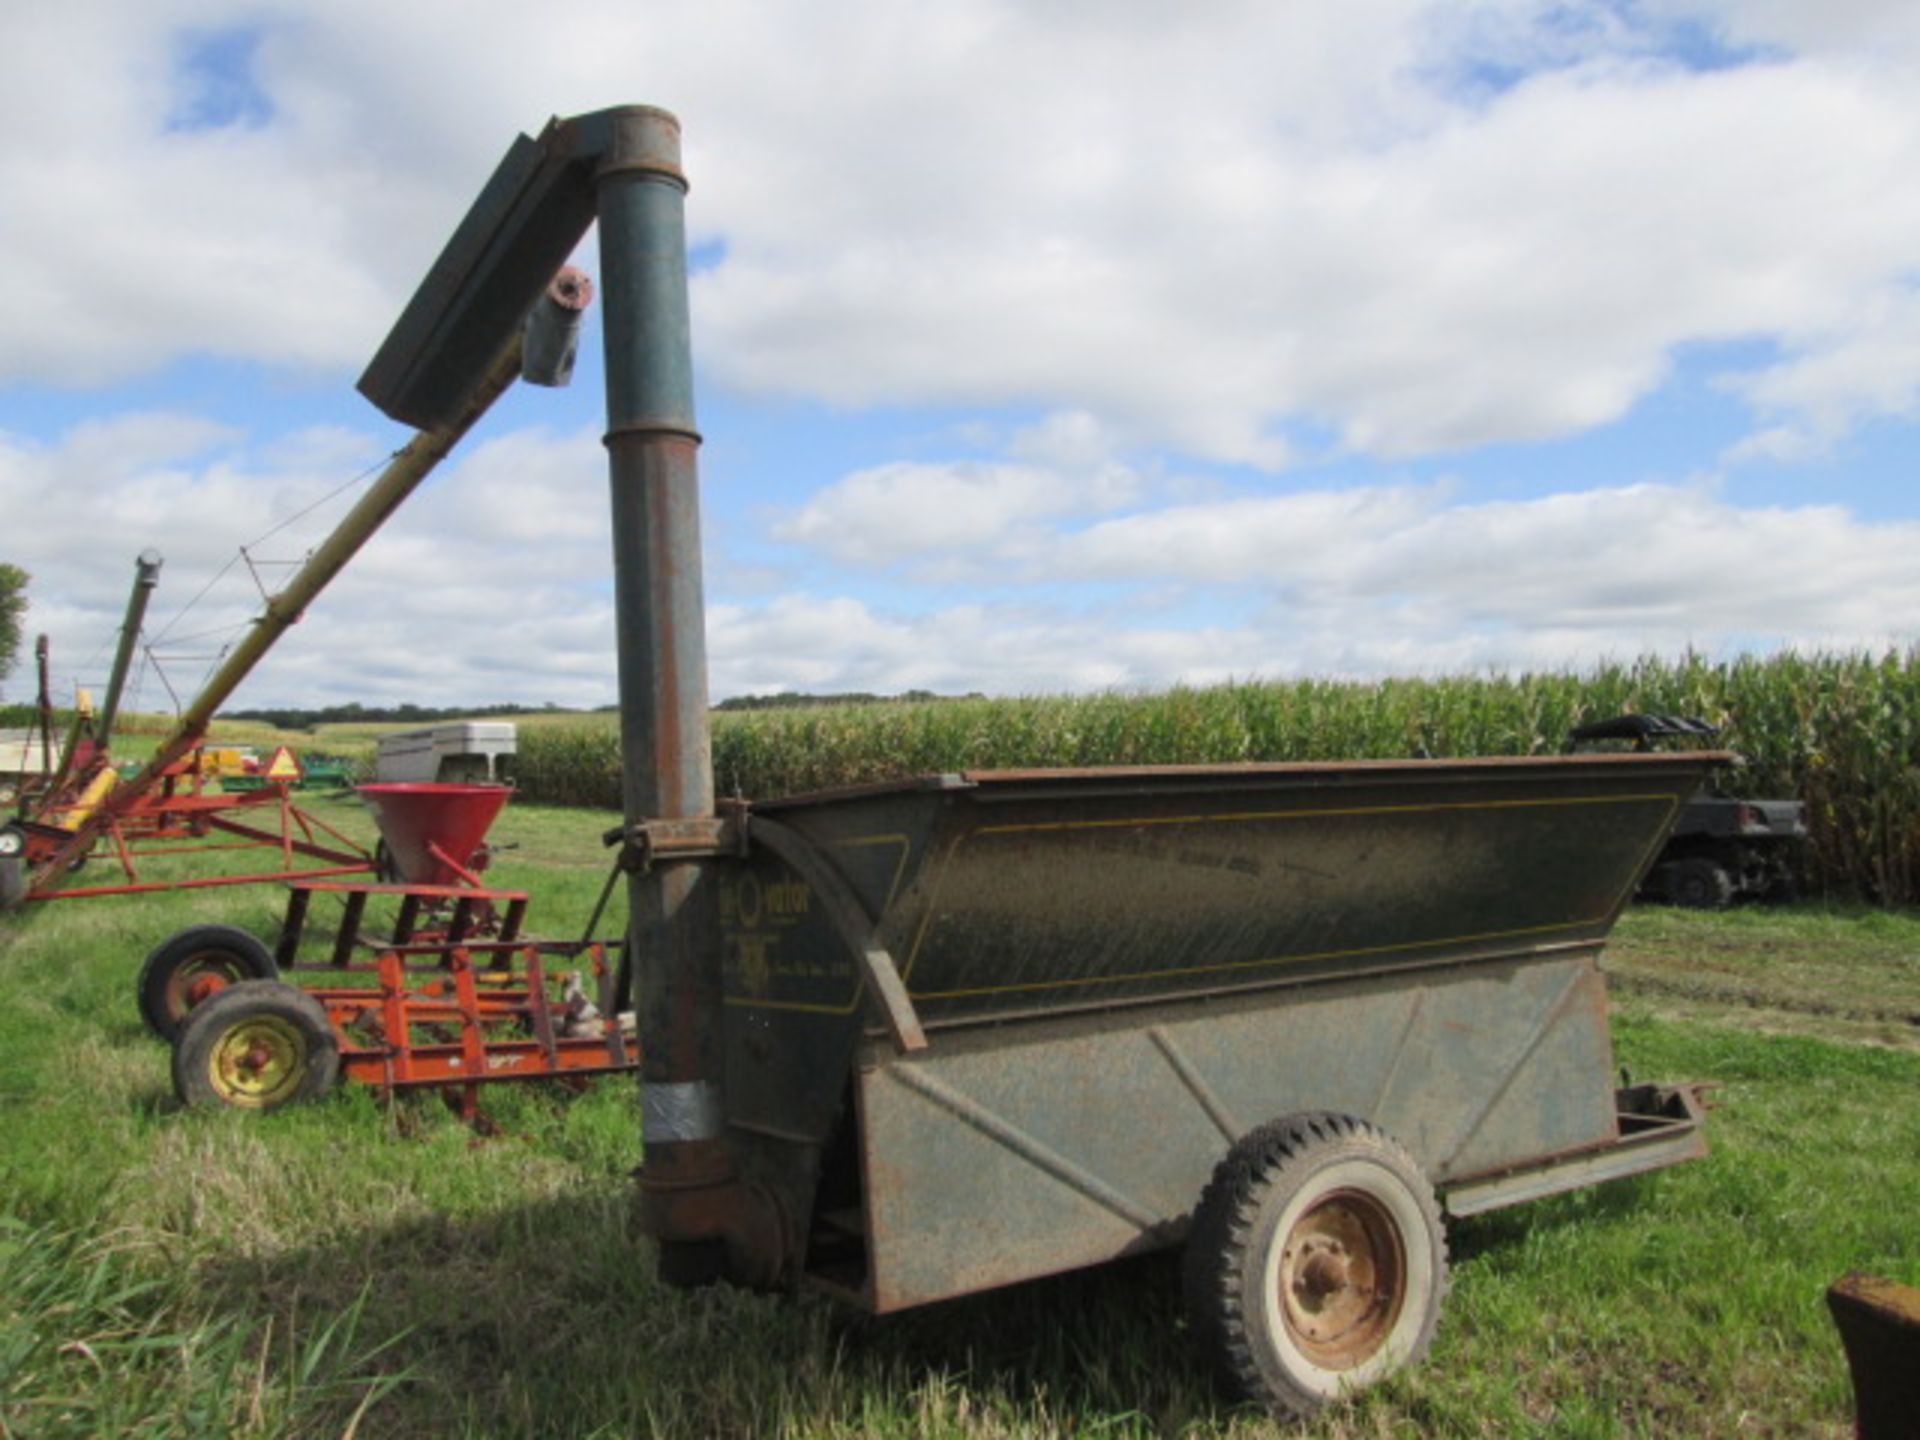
[136,924,280,1041]
[0,854,24,911]
[656,1238,729,1290]
[1667,856,1735,910]
[0,823,23,857]
[172,980,338,1111]
[1184,1113,1448,1421]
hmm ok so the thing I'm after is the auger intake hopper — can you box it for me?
[357,782,509,885]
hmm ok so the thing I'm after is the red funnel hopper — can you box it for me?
[357,783,510,886]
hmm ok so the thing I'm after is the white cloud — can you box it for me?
[1660,1,1920,68]
[7,3,1920,716]
[1056,486,1446,582]
[773,458,1142,569]
[706,595,1224,699]
[12,397,1911,713]
[692,32,1920,463]
[768,467,1920,677]
[1008,410,1123,469]
[0,411,618,711]
[5,2,1920,465]
[1717,287,1920,460]
[1335,484,1916,641]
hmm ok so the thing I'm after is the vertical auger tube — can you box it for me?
[97,550,162,745]
[30,336,526,890]
[594,108,763,1276]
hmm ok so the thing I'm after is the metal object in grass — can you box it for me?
[135,779,520,1041]
[344,104,1724,1422]
[1827,1272,1920,1439]
[357,782,510,887]
[155,780,636,1120]
[2,558,377,907]
[169,914,633,1120]
[6,745,376,905]
[374,721,517,785]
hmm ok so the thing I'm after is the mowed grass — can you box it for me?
[1607,905,1920,1051]
[2,800,1916,1436]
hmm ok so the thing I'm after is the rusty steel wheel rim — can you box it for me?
[165,955,246,1020]
[207,1014,308,1108]
[1276,1187,1408,1371]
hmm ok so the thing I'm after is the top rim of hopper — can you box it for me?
[750,750,1733,812]
[357,782,513,795]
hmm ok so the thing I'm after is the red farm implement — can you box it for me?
[142,782,637,1119]
[9,750,373,903]
[0,556,375,908]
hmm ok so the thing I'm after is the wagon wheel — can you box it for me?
[136,924,280,1040]
[1667,856,1734,909]
[172,980,338,1111]
[1184,1113,1448,1421]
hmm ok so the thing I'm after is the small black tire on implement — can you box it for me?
[138,924,281,1040]
[173,980,338,1112]
[656,1238,729,1289]
[1184,1112,1448,1421]
[0,854,25,911]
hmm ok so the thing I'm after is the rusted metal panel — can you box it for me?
[847,950,1623,1311]
[1443,1083,1709,1216]
[1828,1272,1920,1439]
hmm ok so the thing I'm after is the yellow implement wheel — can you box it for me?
[208,1013,307,1107]
[173,981,338,1112]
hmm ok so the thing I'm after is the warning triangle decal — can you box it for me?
[263,746,304,780]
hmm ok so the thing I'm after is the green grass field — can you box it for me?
[2,794,1915,1437]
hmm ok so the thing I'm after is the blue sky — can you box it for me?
[2,1,1917,710]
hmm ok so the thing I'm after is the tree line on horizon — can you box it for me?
[218,690,982,731]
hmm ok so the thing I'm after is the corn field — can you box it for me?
[513,650,1920,904]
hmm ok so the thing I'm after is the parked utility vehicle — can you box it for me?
[1649,794,1807,908]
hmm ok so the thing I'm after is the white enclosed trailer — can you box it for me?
[373,721,516,784]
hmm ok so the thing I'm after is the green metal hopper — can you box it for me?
[707,753,1717,1316]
